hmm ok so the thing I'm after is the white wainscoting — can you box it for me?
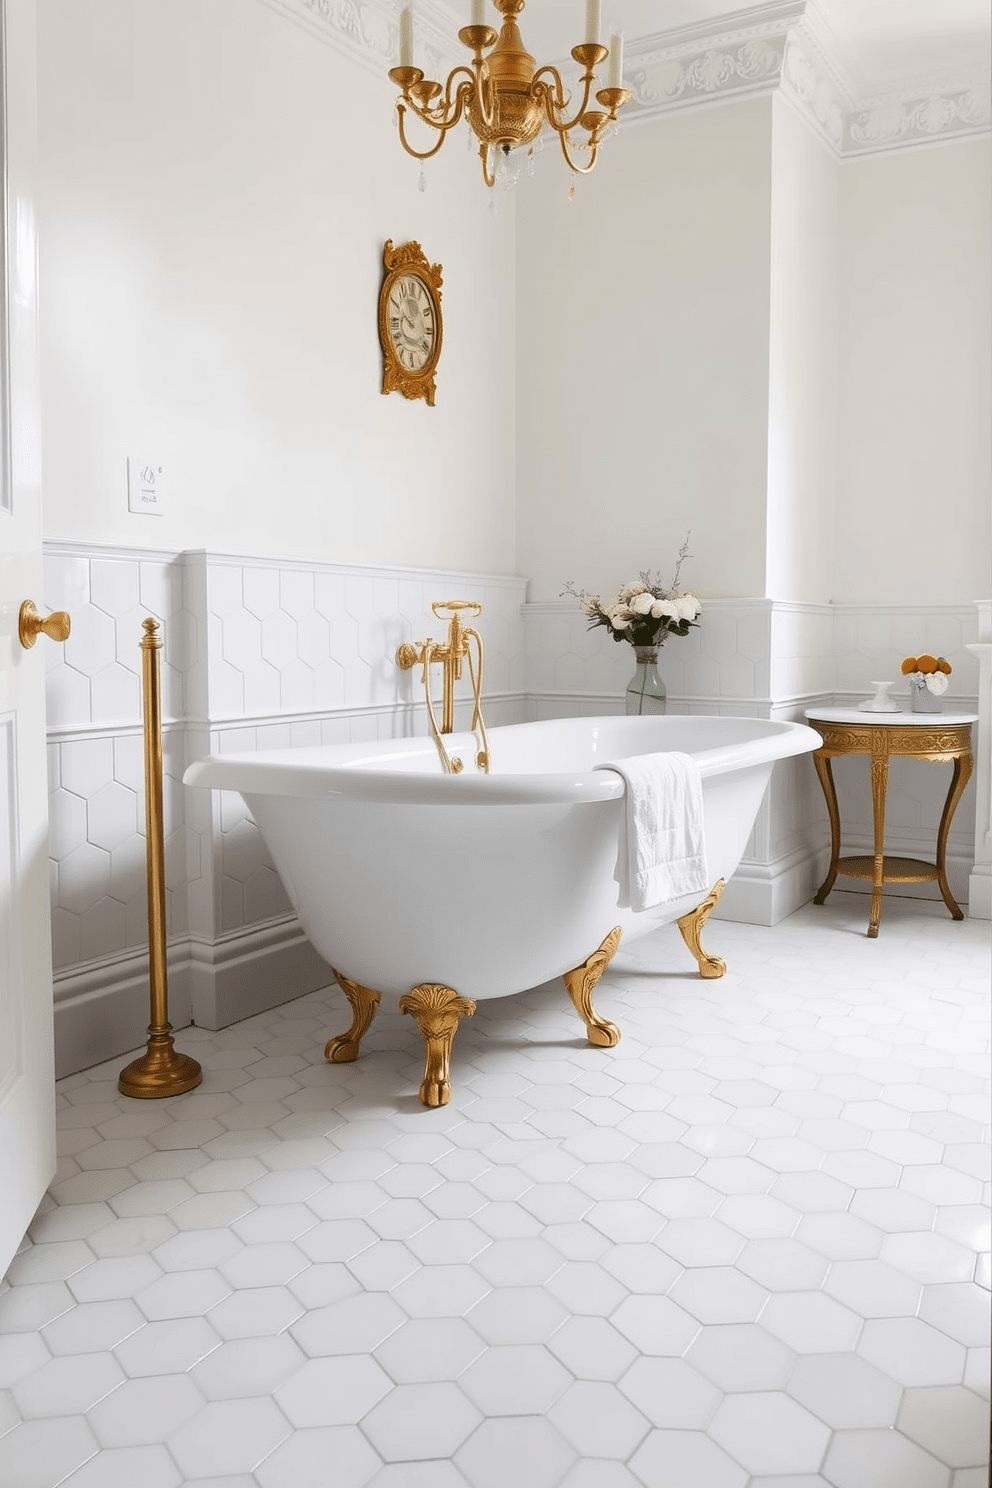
[43,542,983,1077]
[43,542,527,1075]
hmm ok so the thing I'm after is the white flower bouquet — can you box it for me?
[562,537,701,650]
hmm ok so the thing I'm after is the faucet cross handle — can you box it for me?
[432,599,482,621]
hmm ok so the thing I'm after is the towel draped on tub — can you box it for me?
[595,750,709,911]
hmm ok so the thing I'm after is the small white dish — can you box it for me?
[859,681,899,713]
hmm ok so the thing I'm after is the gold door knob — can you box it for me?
[18,599,72,649]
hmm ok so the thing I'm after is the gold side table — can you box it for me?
[805,707,977,938]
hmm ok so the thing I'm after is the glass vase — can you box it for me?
[625,646,667,715]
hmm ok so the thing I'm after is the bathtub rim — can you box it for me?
[183,715,821,807]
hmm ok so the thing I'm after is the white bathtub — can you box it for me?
[185,714,820,1001]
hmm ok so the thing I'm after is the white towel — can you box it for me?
[595,751,708,912]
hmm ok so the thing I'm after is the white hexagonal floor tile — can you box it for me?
[15,896,988,1486]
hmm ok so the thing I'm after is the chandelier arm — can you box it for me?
[531,64,568,113]
[557,129,602,176]
[475,63,496,130]
[399,74,473,133]
[440,66,483,123]
[479,142,496,188]
[535,70,598,136]
[396,104,455,161]
[470,59,496,130]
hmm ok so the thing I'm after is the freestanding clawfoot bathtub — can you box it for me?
[185,715,820,1105]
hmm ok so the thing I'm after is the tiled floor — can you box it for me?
[1,893,989,1488]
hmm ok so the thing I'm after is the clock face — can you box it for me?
[379,241,443,406]
[387,273,437,372]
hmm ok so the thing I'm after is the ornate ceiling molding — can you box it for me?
[628,37,785,115]
[260,0,458,84]
[779,23,847,152]
[845,82,991,154]
[263,0,991,158]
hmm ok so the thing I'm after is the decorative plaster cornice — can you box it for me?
[260,0,458,83]
[845,82,991,154]
[778,24,847,151]
[263,0,991,157]
[628,36,785,115]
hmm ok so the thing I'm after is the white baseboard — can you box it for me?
[53,916,335,1076]
[968,863,991,920]
[716,844,831,927]
[188,915,334,1031]
[53,949,193,1080]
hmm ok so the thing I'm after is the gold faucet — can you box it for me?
[397,600,490,774]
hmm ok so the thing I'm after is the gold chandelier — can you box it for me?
[388,0,630,187]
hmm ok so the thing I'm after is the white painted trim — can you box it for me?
[47,537,529,592]
[198,691,529,734]
[53,945,192,1080]
[968,863,991,920]
[44,538,186,564]
[525,597,774,613]
[832,690,980,713]
[527,689,770,712]
[533,690,980,715]
[188,915,334,1031]
[51,916,338,1074]
[716,841,830,926]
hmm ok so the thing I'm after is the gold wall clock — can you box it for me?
[378,239,443,407]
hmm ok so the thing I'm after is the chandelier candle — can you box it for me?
[608,31,624,88]
[399,4,414,67]
[472,0,485,24]
[586,0,601,44]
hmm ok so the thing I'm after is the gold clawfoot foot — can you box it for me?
[399,983,476,1107]
[563,926,622,1047]
[325,969,382,1063]
[676,879,727,977]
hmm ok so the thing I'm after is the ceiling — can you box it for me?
[507,0,991,97]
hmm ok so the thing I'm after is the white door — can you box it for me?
[0,0,59,1277]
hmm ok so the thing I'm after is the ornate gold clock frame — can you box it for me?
[378,239,443,407]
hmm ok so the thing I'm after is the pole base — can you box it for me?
[119,1031,202,1099]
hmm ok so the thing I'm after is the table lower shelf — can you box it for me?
[835,855,939,885]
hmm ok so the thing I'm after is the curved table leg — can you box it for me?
[563,927,622,1047]
[812,753,841,905]
[868,751,889,938]
[325,969,381,1063]
[935,753,973,921]
[400,983,476,1107]
[676,879,727,977]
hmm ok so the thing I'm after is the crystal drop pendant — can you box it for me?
[487,195,497,217]
[568,182,576,200]
[418,169,427,192]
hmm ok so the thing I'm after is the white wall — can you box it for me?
[515,98,775,604]
[835,136,991,603]
[767,95,838,604]
[37,0,517,575]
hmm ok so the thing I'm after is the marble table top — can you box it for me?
[804,706,978,726]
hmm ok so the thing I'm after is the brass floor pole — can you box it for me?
[119,619,202,1098]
